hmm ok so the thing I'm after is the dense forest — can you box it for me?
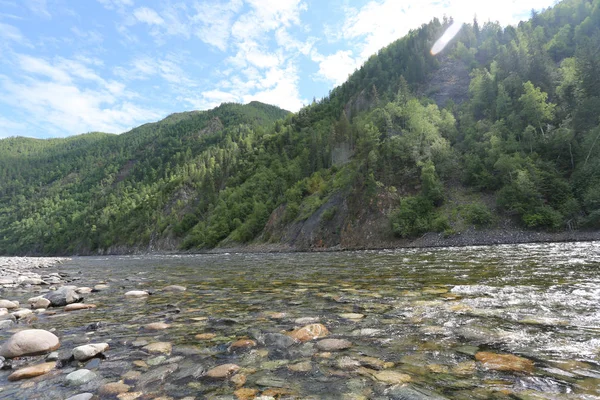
[1,0,599,255]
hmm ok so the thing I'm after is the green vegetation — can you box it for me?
[1,0,599,255]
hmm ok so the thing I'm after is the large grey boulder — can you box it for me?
[43,286,82,307]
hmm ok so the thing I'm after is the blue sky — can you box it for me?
[0,0,557,138]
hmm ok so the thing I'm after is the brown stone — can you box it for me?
[262,388,294,397]
[133,360,148,368]
[475,352,534,373]
[65,303,97,312]
[373,370,412,384]
[122,370,142,381]
[99,382,131,395]
[287,323,329,342]
[230,339,257,350]
[142,342,172,355]
[8,362,56,381]
[452,361,477,376]
[230,373,247,387]
[234,388,258,400]
[205,363,240,379]
[144,322,171,330]
[195,333,216,340]
[288,361,312,372]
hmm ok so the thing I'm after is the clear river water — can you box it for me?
[1,241,600,399]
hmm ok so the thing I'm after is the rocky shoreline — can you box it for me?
[0,257,70,283]
[204,229,600,255]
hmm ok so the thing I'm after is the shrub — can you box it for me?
[391,196,434,238]
[464,202,494,227]
[523,206,563,230]
[321,206,338,222]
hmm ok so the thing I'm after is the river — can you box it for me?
[1,241,600,399]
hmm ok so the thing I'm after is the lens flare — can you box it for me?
[431,21,464,55]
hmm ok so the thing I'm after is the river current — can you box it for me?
[1,241,600,399]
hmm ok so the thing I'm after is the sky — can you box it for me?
[0,0,557,139]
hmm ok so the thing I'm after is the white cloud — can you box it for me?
[71,27,104,45]
[0,54,162,136]
[115,54,194,85]
[312,50,359,86]
[25,0,51,19]
[97,0,133,12]
[133,7,164,25]
[0,22,31,46]
[192,0,243,51]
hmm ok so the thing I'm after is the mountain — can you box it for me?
[1,0,599,255]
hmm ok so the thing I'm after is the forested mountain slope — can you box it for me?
[0,102,290,254]
[1,0,599,255]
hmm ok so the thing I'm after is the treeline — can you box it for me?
[0,0,599,255]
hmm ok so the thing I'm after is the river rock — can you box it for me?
[316,338,352,351]
[373,370,412,384]
[65,394,94,400]
[28,296,51,309]
[76,287,93,294]
[18,276,46,285]
[163,285,186,292]
[230,372,246,387]
[262,333,296,349]
[145,322,170,330]
[0,300,18,309]
[65,303,97,312]
[99,382,131,395]
[43,286,82,307]
[256,376,290,388]
[195,333,217,340]
[205,363,240,378]
[475,352,534,373]
[0,329,60,358]
[339,313,365,320]
[73,343,109,361]
[288,360,313,372]
[93,284,109,291]
[124,291,149,298]
[0,308,7,316]
[7,361,56,381]
[137,363,178,388]
[387,385,449,399]
[142,342,172,355]
[12,309,33,319]
[234,388,259,400]
[357,356,394,370]
[0,319,14,330]
[66,369,96,386]
[294,317,319,325]
[229,339,257,350]
[287,324,329,342]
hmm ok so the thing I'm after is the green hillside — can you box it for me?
[1,0,599,255]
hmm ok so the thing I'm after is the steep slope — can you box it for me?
[1,0,599,255]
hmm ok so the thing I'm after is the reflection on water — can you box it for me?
[1,241,600,399]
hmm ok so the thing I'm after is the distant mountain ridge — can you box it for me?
[1,0,599,255]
